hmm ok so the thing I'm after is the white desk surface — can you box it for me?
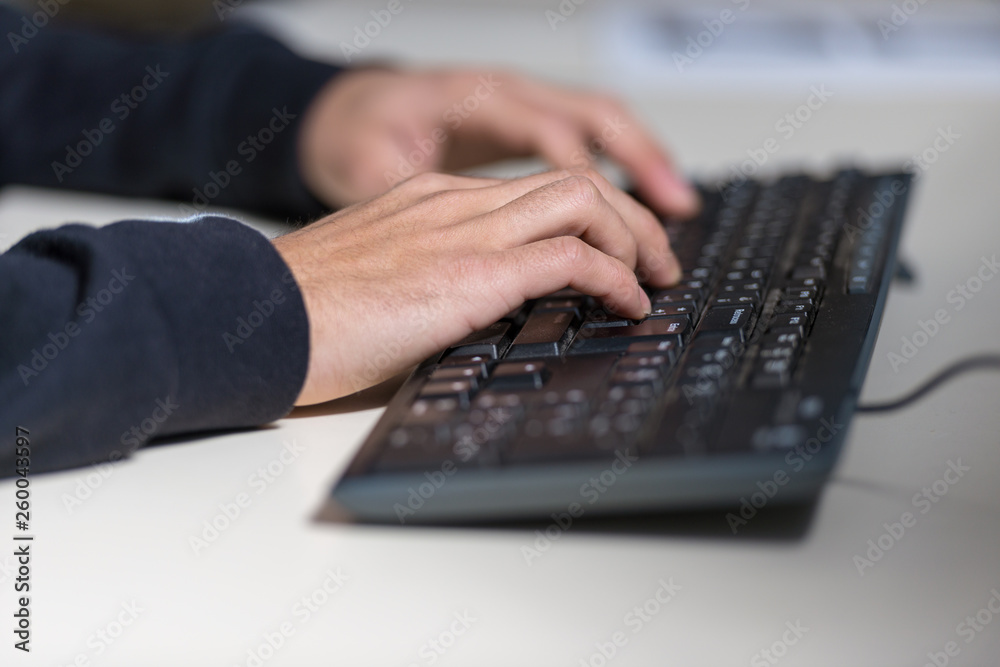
[2,2,1000,665]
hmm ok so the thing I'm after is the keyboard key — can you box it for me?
[651,288,702,305]
[447,321,512,359]
[535,297,585,312]
[686,335,743,367]
[439,354,493,369]
[758,344,798,361]
[762,329,802,347]
[650,301,698,319]
[500,306,530,327]
[713,291,759,307]
[490,361,550,390]
[721,280,762,293]
[429,364,487,383]
[610,367,664,388]
[405,397,464,424]
[775,298,814,311]
[791,264,826,281]
[783,286,819,302]
[507,309,577,358]
[419,379,477,401]
[685,266,714,281]
[696,305,755,341]
[752,358,796,389]
[786,277,823,290]
[770,312,810,333]
[581,310,631,328]
[374,426,456,472]
[570,316,690,354]
[773,301,815,324]
[626,339,680,363]
[618,352,675,372]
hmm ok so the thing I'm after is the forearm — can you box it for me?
[0,216,309,475]
[0,7,342,220]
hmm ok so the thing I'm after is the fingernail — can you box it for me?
[639,286,651,317]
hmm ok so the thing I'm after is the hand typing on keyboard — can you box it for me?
[297,69,700,216]
[273,168,686,405]
[322,168,916,522]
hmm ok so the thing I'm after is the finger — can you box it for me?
[473,169,681,286]
[582,104,699,218]
[386,172,507,211]
[316,172,509,231]
[562,168,681,287]
[474,175,639,274]
[460,92,592,171]
[390,169,586,226]
[503,77,700,217]
[490,236,651,319]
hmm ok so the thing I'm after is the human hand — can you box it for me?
[297,68,699,217]
[272,169,680,405]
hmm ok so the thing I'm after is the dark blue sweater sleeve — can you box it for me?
[0,216,310,475]
[0,6,341,222]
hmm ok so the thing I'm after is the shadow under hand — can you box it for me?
[287,369,412,418]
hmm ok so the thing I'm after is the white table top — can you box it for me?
[3,2,1000,665]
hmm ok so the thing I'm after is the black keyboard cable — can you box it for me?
[856,354,1000,413]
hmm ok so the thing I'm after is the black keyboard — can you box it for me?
[324,168,913,523]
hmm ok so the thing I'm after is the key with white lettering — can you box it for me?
[696,305,755,341]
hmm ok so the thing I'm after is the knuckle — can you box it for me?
[401,171,448,194]
[551,235,589,269]
[556,174,602,211]
[578,166,610,189]
[605,254,631,285]
[421,188,465,210]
